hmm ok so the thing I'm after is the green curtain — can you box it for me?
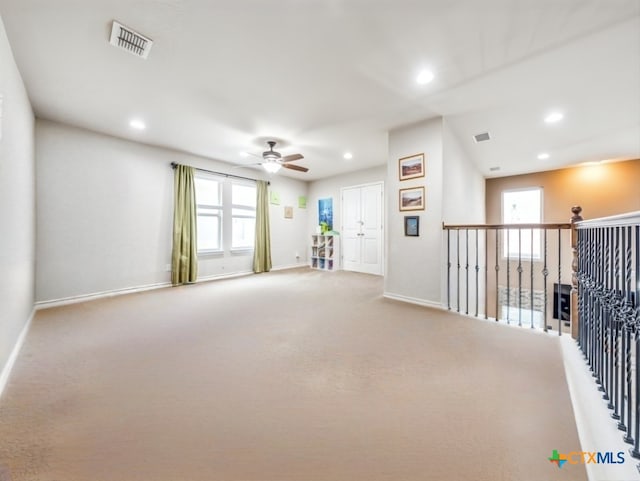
[253,180,272,273]
[171,164,198,285]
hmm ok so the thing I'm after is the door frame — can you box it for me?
[340,181,385,276]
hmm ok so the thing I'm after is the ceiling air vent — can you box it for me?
[109,21,153,59]
[473,132,491,143]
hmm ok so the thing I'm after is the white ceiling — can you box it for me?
[1,0,639,180]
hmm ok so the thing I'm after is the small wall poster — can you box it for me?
[298,196,307,209]
[318,198,333,232]
[270,191,281,205]
[284,206,293,218]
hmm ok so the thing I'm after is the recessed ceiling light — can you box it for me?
[239,152,249,158]
[537,152,550,160]
[343,152,353,160]
[129,119,146,130]
[544,111,564,124]
[416,69,435,85]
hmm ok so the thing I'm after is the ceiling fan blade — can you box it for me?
[281,153,304,162]
[282,163,308,173]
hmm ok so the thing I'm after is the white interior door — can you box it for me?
[341,183,383,275]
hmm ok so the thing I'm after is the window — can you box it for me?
[231,183,256,249]
[502,187,542,258]
[194,175,257,253]
[195,176,222,252]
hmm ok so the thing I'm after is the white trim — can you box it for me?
[383,292,444,309]
[35,265,308,309]
[340,180,385,190]
[576,210,640,228]
[195,271,253,282]
[340,181,385,276]
[0,309,35,399]
[35,282,171,309]
[271,264,309,272]
[230,248,254,254]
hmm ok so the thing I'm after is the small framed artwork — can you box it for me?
[399,186,425,211]
[284,206,293,219]
[404,216,419,236]
[398,153,425,181]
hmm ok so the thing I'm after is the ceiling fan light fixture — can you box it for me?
[263,162,281,173]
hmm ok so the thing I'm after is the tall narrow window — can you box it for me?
[231,182,256,249]
[195,176,222,252]
[502,187,542,258]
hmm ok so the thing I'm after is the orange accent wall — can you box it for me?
[485,159,640,223]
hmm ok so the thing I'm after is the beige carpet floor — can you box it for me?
[0,268,585,481]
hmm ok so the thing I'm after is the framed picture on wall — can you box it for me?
[284,206,293,218]
[399,186,425,211]
[398,153,425,181]
[404,216,419,236]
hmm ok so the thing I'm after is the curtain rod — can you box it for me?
[170,162,270,185]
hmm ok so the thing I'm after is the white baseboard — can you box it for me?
[35,266,307,309]
[35,282,171,309]
[383,292,444,310]
[271,263,309,272]
[196,271,253,282]
[0,308,35,399]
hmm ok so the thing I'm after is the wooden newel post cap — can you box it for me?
[571,206,583,223]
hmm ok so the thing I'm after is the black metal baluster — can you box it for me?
[624,226,633,444]
[631,225,640,457]
[447,229,451,311]
[543,229,549,333]
[604,227,611,403]
[618,229,628,430]
[586,228,596,368]
[530,228,534,328]
[485,229,489,320]
[597,228,604,388]
[557,228,562,336]
[507,228,511,324]
[475,229,479,318]
[592,228,598,379]
[578,229,586,352]
[612,226,621,421]
[604,227,616,409]
[466,229,469,315]
[518,228,523,327]
[495,229,500,322]
[457,230,460,313]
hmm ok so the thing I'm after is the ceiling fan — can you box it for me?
[248,141,308,174]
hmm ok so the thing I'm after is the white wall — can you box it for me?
[441,119,486,312]
[442,119,485,225]
[0,15,35,375]
[265,176,309,268]
[307,165,387,267]
[385,118,443,306]
[35,120,308,303]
